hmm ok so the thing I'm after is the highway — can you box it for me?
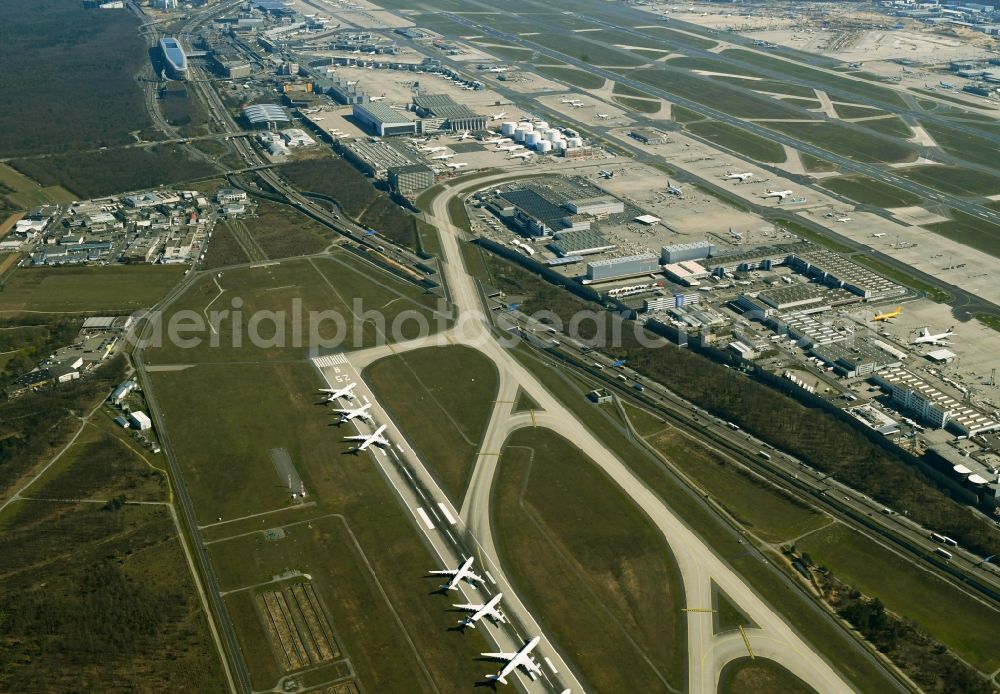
[438,12,1000,229]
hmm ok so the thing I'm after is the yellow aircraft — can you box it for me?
[872,307,902,322]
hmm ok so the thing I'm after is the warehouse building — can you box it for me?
[342,139,422,178]
[412,94,487,132]
[243,103,290,127]
[388,164,435,195]
[662,260,709,287]
[548,229,616,257]
[661,241,715,264]
[352,102,417,137]
[564,197,624,216]
[872,368,1000,435]
[585,253,661,282]
[498,189,574,237]
[129,411,153,431]
[789,249,906,300]
[630,128,665,145]
[810,337,902,377]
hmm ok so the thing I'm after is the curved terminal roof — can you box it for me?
[243,103,290,125]
[968,474,989,485]
[160,37,188,70]
[953,464,973,475]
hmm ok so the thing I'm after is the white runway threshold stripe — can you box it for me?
[437,503,457,525]
[311,353,349,367]
[544,657,558,674]
[416,507,436,530]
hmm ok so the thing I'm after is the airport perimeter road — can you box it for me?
[439,13,1000,228]
[311,355,580,694]
[343,171,859,692]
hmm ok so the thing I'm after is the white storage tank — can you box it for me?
[535,121,549,130]
[501,122,517,137]
[546,130,561,142]
[513,126,529,142]
[525,132,542,146]
[553,139,567,151]
[567,136,583,148]
[537,139,553,153]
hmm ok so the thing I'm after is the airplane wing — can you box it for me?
[453,602,483,611]
[481,651,518,661]
[343,434,369,441]
[428,569,457,576]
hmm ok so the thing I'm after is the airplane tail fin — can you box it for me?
[486,674,507,685]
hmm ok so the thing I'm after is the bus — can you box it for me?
[934,547,953,560]
[727,422,740,431]
[930,532,958,547]
[758,451,772,460]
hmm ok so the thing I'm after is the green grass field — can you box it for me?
[896,165,1000,197]
[671,105,705,123]
[924,210,1000,259]
[612,95,661,113]
[494,427,685,691]
[643,26,717,50]
[714,587,753,634]
[149,359,494,692]
[364,345,498,504]
[713,76,819,99]
[202,223,250,270]
[767,121,916,164]
[857,115,913,138]
[798,524,1000,672]
[144,255,447,364]
[685,121,787,163]
[0,265,187,313]
[722,49,908,108]
[239,200,332,259]
[634,68,802,120]
[832,103,884,120]
[613,82,652,98]
[820,175,922,208]
[645,426,829,544]
[530,32,646,67]
[719,658,816,694]
[922,122,999,169]
[799,151,838,172]
[0,163,76,209]
[534,65,605,89]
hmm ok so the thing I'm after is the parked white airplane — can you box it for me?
[872,232,886,238]
[332,403,372,423]
[369,95,386,102]
[319,383,355,402]
[431,153,456,160]
[762,188,793,200]
[497,144,523,152]
[419,145,446,153]
[456,130,471,141]
[346,80,359,85]
[482,137,509,145]
[482,636,542,685]
[912,326,954,345]
[598,169,614,179]
[596,113,609,119]
[724,171,753,181]
[490,111,507,120]
[344,424,388,452]
[410,137,428,144]
[445,161,469,169]
[430,556,485,591]
[454,593,506,628]
[509,151,533,160]
[667,182,683,197]
[836,216,851,223]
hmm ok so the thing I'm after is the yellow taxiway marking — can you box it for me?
[477,452,501,456]
[530,409,537,427]
[682,608,717,613]
[738,625,755,660]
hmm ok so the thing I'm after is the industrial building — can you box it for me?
[662,261,709,287]
[873,367,1000,436]
[243,103,290,127]
[129,411,153,431]
[586,253,661,282]
[159,37,188,80]
[412,94,487,132]
[548,230,616,257]
[497,189,580,236]
[661,241,715,264]
[352,102,417,137]
[630,128,666,145]
[810,337,903,377]
[388,164,435,196]
[564,197,624,216]
[342,139,422,178]
[789,249,906,301]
